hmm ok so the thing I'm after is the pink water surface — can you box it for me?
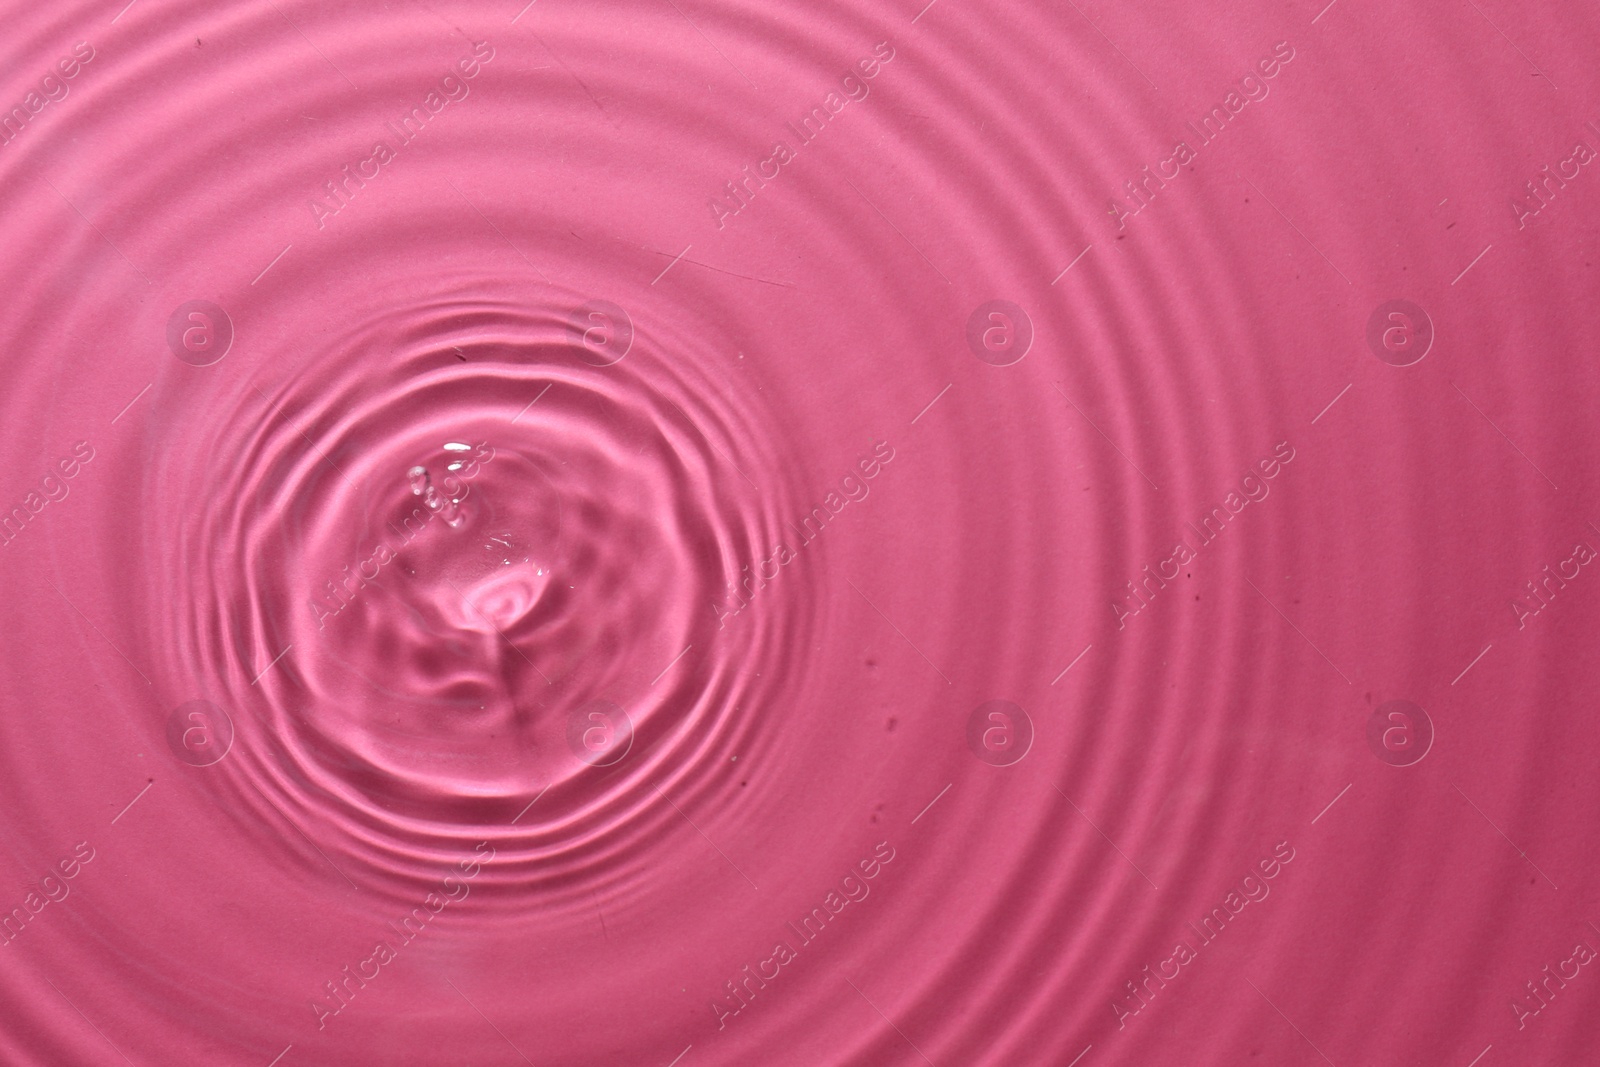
[1,0,1599,1064]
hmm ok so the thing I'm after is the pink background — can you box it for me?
[0,0,1596,1064]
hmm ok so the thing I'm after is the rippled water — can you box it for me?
[2,1,1598,1064]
